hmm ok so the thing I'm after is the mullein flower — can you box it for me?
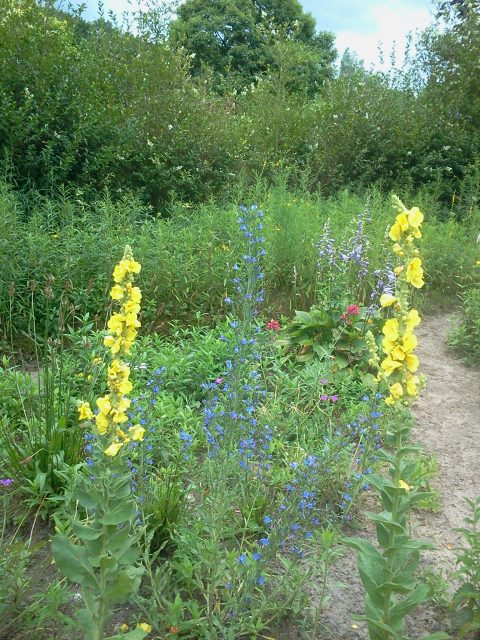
[376,198,424,406]
[78,246,144,456]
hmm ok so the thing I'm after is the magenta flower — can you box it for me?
[320,394,329,401]
[215,378,223,385]
[329,395,339,402]
[266,319,281,331]
[345,304,360,316]
[319,378,328,385]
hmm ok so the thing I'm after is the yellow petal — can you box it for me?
[104,441,124,457]
[380,293,398,308]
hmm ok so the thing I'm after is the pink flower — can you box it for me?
[266,319,281,331]
[215,378,223,385]
[345,304,360,316]
[320,394,329,401]
[329,395,339,402]
[319,378,328,385]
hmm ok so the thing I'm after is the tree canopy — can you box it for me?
[169,0,336,92]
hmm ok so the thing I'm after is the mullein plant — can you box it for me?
[345,198,449,640]
[52,247,151,640]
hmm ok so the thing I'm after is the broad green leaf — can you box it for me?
[366,511,407,534]
[99,501,136,525]
[76,485,98,509]
[389,584,432,624]
[51,535,98,589]
[75,608,98,640]
[71,521,103,541]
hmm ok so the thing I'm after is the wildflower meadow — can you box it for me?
[1,0,480,638]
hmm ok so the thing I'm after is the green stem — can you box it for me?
[382,426,403,640]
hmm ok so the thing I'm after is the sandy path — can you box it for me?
[413,314,480,580]
[316,313,480,639]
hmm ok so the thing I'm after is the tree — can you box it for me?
[168,0,335,92]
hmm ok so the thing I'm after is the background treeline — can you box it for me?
[0,0,479,212]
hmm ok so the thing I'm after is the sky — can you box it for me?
[79,0,436,70]
[302,0,434,68]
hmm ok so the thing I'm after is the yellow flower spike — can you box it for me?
[104,441,124,457]
[392,243,404,256]
[398,479,412,492]
[88,246,142,451]
[406,258,424,289]
[78,401,94,421]
[380,293,398,308]
[120,623,129,633]
[112,411,128,424]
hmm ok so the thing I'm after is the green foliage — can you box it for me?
[278,305,380,380]
[0,0,479,207]
[52,452,147,640]
[451,497,480,639]
[0,336,88,512]
[345,413,449,640]
[449,287,480,361]
[169,0,336,93]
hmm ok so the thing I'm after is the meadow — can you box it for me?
[1,178,480,639]
[1,0,480,637]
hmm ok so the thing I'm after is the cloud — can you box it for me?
[336,3,433,68]
[305,0,433,69]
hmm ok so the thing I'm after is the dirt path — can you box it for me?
[317,313,480,639]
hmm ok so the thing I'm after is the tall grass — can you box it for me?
[1,178,479,352]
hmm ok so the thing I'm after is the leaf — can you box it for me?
[71,521,103,541]
[421,633,451,640]
[293,310,313,324]
[99,501,136,525]
[366,511,407,535]
[102,569,138,605]
[75,608,98,640]
[388,584,432,624]
[344,537,387,609]
[334,353,350,369]
[51,535,98,589]
[76,485,98,509]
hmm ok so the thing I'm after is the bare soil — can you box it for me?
[315,313,480,639]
